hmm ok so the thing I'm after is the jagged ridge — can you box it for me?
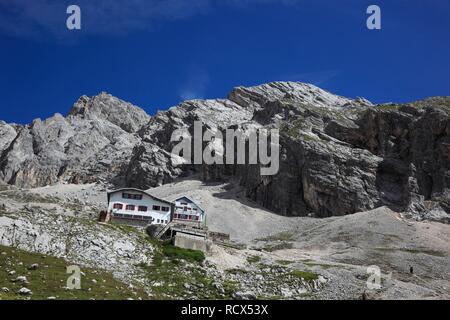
[0,82,449,221]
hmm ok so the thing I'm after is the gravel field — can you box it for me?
[2,179,448,300]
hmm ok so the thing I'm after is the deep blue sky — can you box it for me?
[0,0,449,124]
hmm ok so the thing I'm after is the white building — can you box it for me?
[107,188,173,225]
[173,196,206,225]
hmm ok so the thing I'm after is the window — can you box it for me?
[193,208,197,211]
[152,205,161,211]
[113,203,123,210]
[122,193,142,200]
[126,205,135,211]
[157,219,160,223]
[181,202,188,205]
[161,206,170,212]
[184,207,188,211]
[138,206,148,212]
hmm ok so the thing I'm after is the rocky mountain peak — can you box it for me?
[69,92,150,133]
[0,82,448,222]
[228,81,371,110]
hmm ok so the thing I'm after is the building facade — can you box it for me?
[173,196,206,225]
[107,188,173,226]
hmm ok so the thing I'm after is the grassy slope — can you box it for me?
[0,211,223,301]
[0,245,148,300]
[137,240,226,300]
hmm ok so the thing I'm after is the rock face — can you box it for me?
[0,93,148,188]
[0,82,449,221]
[0,209,154,282]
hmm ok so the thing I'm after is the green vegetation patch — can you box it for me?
[247,255,261,264]
[162,243,205,263]
[102,222,142,235]
[289,270,319,281]
[222,280,240,296]
[275,260,293,266]
[260,295,283,300]
[139,240,220,300]
[374,247,447,257]
[0,191,59,205]
[301,259,344,270]
[0,245,147,300]
[225,268,249,275]
[377,104,401,111]
[262,242,293,252]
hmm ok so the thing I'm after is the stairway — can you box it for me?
[155,221,173,239]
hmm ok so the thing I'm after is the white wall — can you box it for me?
[174,198,205,222]
[108,191,171,225]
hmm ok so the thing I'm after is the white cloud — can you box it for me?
[0,0,211,38]
[178,67,210,101]
[0,0,302,39]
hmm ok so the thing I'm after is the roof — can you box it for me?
[174,195,205,213]
[107,188,173,206]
